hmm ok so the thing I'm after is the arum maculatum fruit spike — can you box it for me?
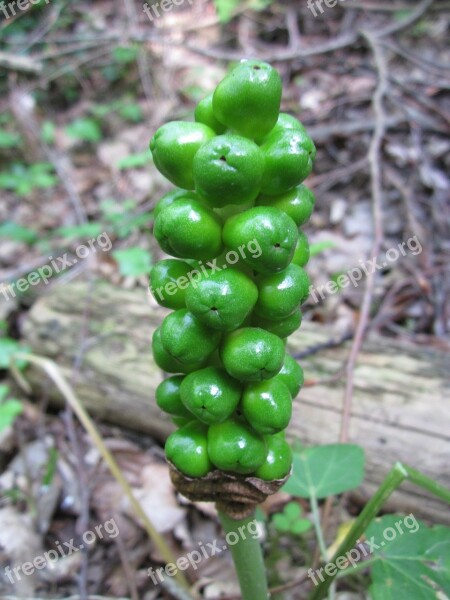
[149,59,316,514]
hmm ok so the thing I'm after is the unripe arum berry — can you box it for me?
[150,60,316,481]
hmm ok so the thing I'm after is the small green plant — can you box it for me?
[272,501,312,535]
[0,384,23,433]
[0,163,57,196]
[113,247,152,277]
[65,118,102,143]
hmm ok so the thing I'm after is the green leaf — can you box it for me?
[213,0,240,22]
[284,501,302,520]
[367,515,450,600]
[273,514,290,533]
[0,399,23,432]
[65,118,102,142]
[0,221,38,244]
[0,129,22,148]
[56,223,104,240]
[29,163,57,188]
[113,247,152,276]
[0,338,29,370]
[291,519,312,535]
[41,121,56,144]
[113,46,139,64]
[119,103,143,123]
[117,151,152,170]
[282,444,365,499]
[42,447,58,487]
[309,241,336,257]
[0,384,9,402]
[113,212,153,238]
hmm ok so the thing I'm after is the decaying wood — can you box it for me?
[20,281,450,524]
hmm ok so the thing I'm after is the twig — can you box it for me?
[318,30,390,565]
[184,31,358,62]
[0,51,42,73]
[368,0,433,38]
[339,31,388,444]
[11,353,192,594]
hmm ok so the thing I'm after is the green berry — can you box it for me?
[193,134,264,207]
[256,184,315,227]
[152,327,205,374]
[291,231,310,267]
[223,206,298,274]
[241,379,292,435]
[149,259,194,309]
[166,421,213,477]
[254,264,311,320]
[153,189,199,220]
[160,309,221,367]
[185,268,258,331]
[195,93,227,134]
[156,375,192,418]
[180,367,242,424]
[150,121,215,189]
[220,327,285,381]
[154,198,223,261]
[172,416,191,427]
[207,417,267,474]
[260,129,316,195]
[212,60,282,139]
[274,354,304,398]
[252,308,302,339]
[254,433,292,480]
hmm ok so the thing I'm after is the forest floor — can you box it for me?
[0,1,449,599]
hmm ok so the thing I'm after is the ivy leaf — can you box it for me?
[367,515,450,599]
[282,444,365,499]
[113,247,152,276]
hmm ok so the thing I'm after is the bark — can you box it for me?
[20,281,450,524]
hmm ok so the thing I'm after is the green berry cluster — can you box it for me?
[149,60,315,482]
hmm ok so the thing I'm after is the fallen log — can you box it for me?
[20,281,450,524]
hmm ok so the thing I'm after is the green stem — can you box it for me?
[218,510,270,600]
[309,462,450,600]
[310,493,328,563]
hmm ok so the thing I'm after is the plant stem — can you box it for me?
[218,510,270,600]
[309,461,450,600]
[12,353,191,593]
[309,493,328,563]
